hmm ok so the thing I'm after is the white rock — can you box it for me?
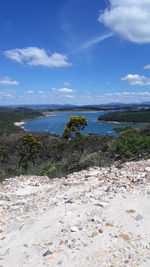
[70,226,79,232]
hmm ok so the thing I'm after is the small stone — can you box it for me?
[23,244,28,248]
[65,200,74,204]
[126,209,136,214]
[124,260,129,264]
[71,226,79,232]
[61,228,68,233]
[106,223,114,227]
[85,171,99,178]
[43,250,53,257]
[89,250,109,259]
[12,202,25,206]
[99,229,103,233]
[135,214,143,221]
[68,241,76,249]
[99,202,110,208]
[91,217,101,223]
[119,234,130,241]
[44,242,53,246]
[92,232,99,238]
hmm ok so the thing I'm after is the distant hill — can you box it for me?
[98,109,150,123]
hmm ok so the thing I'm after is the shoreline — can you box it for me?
[43,110,106,114]
[97,120,150,126]
[13,113,56,131]
[13,111,105,131]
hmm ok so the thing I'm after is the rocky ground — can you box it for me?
[0,159,150,267]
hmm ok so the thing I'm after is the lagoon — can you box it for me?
[24,112,146,136]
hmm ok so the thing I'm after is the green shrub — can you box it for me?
[0,169,7,182]
[115,134,150,159]
[40,162,56,177]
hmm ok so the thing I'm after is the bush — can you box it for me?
[0,169,7,182]
[115,134,150,159]
[39,162,56,177]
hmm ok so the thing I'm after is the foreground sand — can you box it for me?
[0,159,150,267]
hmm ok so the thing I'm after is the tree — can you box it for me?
[63,116,88,139]
[19,135,43,171]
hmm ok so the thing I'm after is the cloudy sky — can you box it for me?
[0,0,150,105]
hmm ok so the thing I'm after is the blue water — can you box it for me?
[24,112,146,136]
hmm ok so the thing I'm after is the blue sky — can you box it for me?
[0,0,150,105]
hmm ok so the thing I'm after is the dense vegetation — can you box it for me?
[98,109,150,123]
[0,108,44,135]
[0,109,149,182]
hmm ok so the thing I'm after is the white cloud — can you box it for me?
[77,91,150,104]
[58,88,74,93]
[51,87,75,93]
[27,90,34,94]
[0,76,20,86]
[38,90,45,94]
[144,64,150,69]
[121,74,150,86]
[80,33,113,50]
[99,0,150,44]
[4,47,72,68]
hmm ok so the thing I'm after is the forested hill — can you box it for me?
[0,108,44,135]
[98,109,150,123]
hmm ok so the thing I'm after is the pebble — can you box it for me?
[99,201,110,208]
[70,226,79,232]
[64,200,74,204]
[43,250,53,257]
[135,214,143,221]
[68,240,76,249]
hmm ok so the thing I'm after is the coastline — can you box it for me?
[43,110,108,114]
[13,113,56,131]
[97,120,150,126]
